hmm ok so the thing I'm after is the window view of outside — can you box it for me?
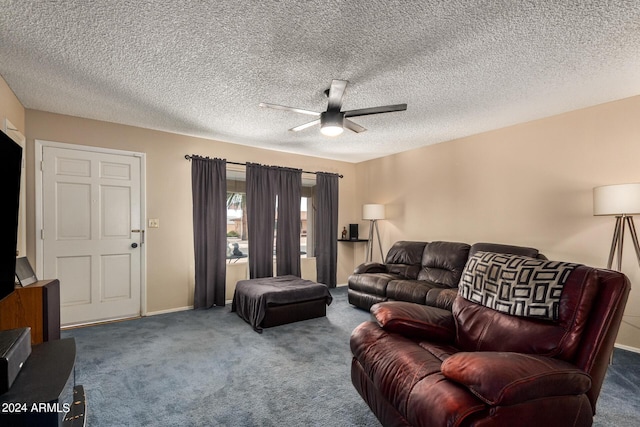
[226,192,310,263]
[226,192,247,262]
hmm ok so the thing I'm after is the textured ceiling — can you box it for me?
[1,1,640,163]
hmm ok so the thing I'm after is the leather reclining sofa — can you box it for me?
[348,240,545,311]
[350,251,631,426]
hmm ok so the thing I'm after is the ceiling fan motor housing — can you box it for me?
[320,111,345,136]
[321,110,344,127]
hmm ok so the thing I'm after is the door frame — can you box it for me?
[35,139,147,318]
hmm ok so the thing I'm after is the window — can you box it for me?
[226,190,248,262]
[226,170,314,263]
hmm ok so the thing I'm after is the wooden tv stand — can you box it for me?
[0,279,60,344]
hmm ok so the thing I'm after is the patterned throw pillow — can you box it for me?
[459,251,579,321]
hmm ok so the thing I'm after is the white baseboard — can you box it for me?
[62,315,141,329]
[614,343,640,354]
[146,306,193,316]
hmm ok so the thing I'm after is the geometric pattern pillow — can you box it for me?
[459,251,579,321]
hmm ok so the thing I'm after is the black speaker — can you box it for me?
[349,224,359,240]
[0,328,31,394]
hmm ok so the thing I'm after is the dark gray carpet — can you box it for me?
[63,287,640,427]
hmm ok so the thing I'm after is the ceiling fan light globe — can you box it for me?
[320,110,344,137]
[320,125,344,136]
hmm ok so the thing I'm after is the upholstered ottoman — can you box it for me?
[231,275,333,333]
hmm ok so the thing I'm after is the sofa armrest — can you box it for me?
[425,288,458,311]
[370,301,455,342]
[353,262,387,274]
[441,352,592,406]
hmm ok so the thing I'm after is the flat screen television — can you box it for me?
[0,129,22,301]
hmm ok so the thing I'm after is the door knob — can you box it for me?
[131,243,138,248]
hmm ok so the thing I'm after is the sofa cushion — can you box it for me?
[386,264,422,280]
[454,265,599,360]
[417,241,470,287]
[469,242,539,259]
[371,301,455,341]
[459,251,579,321]
[441,352,591,406]
[385,241,428,265]
[386,279,444,304]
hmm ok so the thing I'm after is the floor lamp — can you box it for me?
[363,204,385,263]
[593,183,640,271]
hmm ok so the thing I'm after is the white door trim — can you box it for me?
[35,139,147,317]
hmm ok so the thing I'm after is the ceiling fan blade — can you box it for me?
[327,80,348,111]
[344,119,366,133]
[289,119,321,132]
[259,102,320,116]
[344,103,407,118]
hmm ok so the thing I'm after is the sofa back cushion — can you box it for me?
[459,251,578,321]
[385,241,427,265]
[469,242,539,259]
[417,241,470,287]
[454,264,599,362]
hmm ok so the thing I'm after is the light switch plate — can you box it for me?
[148,218,159,228]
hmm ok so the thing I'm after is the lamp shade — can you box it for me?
[363,204,385,220]
[593,183,640,216]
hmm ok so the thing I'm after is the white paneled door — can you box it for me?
[42,146,143,326]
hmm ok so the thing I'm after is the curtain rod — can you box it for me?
[184,155,343,178]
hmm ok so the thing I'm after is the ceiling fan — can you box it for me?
[259,79,407,136]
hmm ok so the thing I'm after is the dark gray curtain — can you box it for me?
[246,163,277,278]
[276,168,302,276]
[314,172,339,287]
[191,156,227,308]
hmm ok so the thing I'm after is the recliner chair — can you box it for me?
[350,251,631,426]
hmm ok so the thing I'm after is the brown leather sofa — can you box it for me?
[350,251,631,427]
[348,240,542,311]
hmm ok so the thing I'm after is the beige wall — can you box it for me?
[355,95,640,350]
[0,75,25,134]
[3,72,638,348]
[24,110,359,313]
[0,76,27,257]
